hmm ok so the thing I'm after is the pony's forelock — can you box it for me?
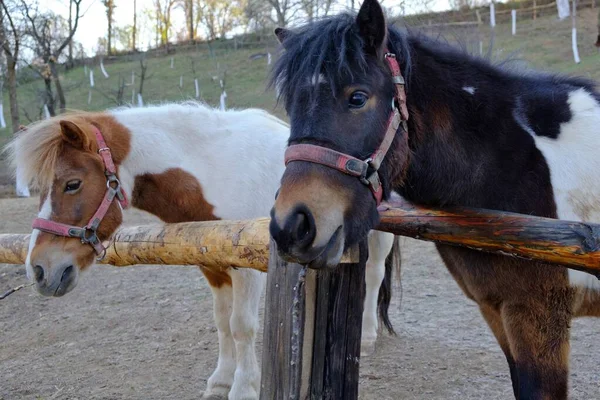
[3,118,66,190]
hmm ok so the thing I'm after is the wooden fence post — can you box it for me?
[260,240,366,400]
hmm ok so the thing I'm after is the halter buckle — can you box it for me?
[81,226,100,246]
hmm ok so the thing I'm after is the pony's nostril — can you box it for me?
[293,212,309,241]
[61,265,75,283]
[290,209,316,248]
[33,265,44,283]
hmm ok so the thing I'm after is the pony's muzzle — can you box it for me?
[270,205,345,269]
[30,259,79,297]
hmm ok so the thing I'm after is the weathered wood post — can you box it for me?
[260,240,367,399]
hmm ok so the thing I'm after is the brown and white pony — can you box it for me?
[7,102,399,400]
[269,0,600,398]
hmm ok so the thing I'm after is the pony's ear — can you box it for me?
[356,0,387,56]
[60,120,91,150]
[274,27,292,46]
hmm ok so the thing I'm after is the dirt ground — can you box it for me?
[0,197,599,400]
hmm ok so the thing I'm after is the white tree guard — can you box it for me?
[15,167,30,198]
[490,2,496,27]
[137,93,144,107]
[0,104,6,129]
[220,91,227,111]
[89,69,95,87]
[180,76,183,88]
[511,10,517,35]
[194,79,200,98]
[572,28,581,63]
[268,53,272,65]
[43,105,51,120]
[100,60,109,78]
[557,0,570,19]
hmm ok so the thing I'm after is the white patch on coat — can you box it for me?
[525,88,600,290]
[310,73,327,86]
[462,86,476,95]
[25,193,52,280]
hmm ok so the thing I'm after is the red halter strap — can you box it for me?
[284,49,408,205]
[32,126,129,258]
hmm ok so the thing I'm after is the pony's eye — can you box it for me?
[65,180,82,193]
[348,91,369,109]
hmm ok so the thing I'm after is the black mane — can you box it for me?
[269,14,412,106]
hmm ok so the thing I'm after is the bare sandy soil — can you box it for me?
[0,197,598,400]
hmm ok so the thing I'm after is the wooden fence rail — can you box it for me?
[2,201,600,277]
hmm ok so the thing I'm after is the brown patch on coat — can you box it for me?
[199,266,232,288]
[131,169,230,287]
[132,169,219,223]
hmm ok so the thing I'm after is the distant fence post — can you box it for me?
[572,0,581,63]
[260,240,366,399]
[0,103,6,129]
[490,2,496,27]
[512,10,517,35]
[557,0,571,19]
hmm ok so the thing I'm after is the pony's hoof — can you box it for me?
[200,392,227,400]
[360,339,376,357]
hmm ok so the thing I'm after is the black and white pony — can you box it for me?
[269,0,600,398]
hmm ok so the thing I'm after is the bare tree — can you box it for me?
[199,0,245,40]
[153,0,177,46]
[22,0,83,115]
[266,0,296,26]
[133,0,137,50]
[299,0,333,21]
[0,0,22,134]
[102,0,116,55]
[596,8,600,47]
[179,0,195,41]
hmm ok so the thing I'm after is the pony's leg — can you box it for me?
[361,230,395,356]
[202,269,236,400]
[479,303,518,398]
[228,268,265,400]
[501,297,572,400]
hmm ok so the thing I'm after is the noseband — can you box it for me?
[284,49,409,205]
[32,127,129,259]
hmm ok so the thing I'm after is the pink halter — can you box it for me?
[32,126,129,258]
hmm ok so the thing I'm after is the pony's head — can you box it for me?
[6,114,130,296]
[269,0,410,268]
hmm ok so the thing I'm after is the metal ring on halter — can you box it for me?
[106,175,121,190]
[96,247,107,261]
[81,226,99,245]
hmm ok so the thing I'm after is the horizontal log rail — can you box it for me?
[377,198,600,276]
[0,219,356,271]
[1,200,600,276]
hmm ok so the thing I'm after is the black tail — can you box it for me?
[377,235,402,336]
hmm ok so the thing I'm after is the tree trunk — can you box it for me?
[44,78,56,117]
[133,0,137,51]
[188,0,194,41]
[68,0,73,67]
[50,61,66,113]
[107,4,113,55]
[6,58,20,134]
